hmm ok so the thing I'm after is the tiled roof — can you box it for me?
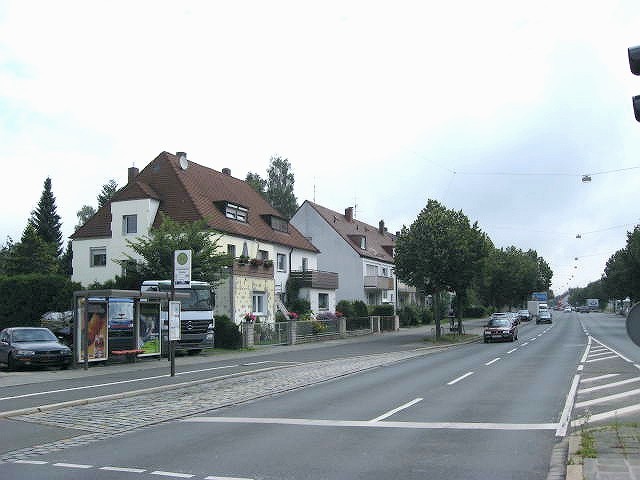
[71,152,319,253]
[302,201,395,263]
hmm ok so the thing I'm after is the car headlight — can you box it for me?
[15,349,35,356]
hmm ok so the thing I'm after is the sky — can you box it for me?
[1,0,640,296]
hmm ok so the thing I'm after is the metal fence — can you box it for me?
[252,321,290,346]
[380,316,396,332]
[345,316,371,336]
[295,318,340,343]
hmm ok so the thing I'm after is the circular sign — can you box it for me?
[176,252,189,265]
[626,303,640,347]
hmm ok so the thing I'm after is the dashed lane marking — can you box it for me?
[507,348,518,354]
[53,462,93,469]
[101,466,147,473]
[151,471,195,478]
[485,358,501,366]
[369,398,423,422]
[447,372,474,385]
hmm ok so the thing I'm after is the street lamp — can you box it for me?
[581,175,592,183]
[628,46,640,122]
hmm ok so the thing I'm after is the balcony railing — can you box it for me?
[364,275,394,290]
[289,270,339,290]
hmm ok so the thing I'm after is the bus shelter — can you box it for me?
[73,289,167,370]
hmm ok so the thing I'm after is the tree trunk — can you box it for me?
[433,289,441,339]
[456,295,463,335]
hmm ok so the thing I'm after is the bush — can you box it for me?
[370,304,394,316]
[288,298,311,315]
[275,311,287,322]
[336,300,355,319]
[0,274,80,330]
[214,315,242,349]
[352,300,368,318]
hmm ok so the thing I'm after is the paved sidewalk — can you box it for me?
[569,425,640,479]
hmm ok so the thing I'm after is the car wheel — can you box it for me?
[7,354,16,371]
[187,349,202,356]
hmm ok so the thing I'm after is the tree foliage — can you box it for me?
[97,179,118,208]
[245,172,267,197]
[266,156,298,219]
[76,205,97,229]
[5,224,60,276]
[116,215,232,288]
[602,226,640,301]
[29,177,63,257]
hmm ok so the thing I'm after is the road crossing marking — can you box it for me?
[575,387,640,408]
[369,398,423,422]
[579,377,640,394]
[590,339,633,363]
[184,416,559,431]
[447,372,474,385]
[581,374,620,384]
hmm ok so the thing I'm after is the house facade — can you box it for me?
[291,201,415,309]
[71,151,337,324]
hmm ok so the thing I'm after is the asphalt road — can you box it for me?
[0,315,588,480]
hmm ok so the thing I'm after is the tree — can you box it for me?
[97,179,118,209]
[60,240,73,276]
[116,214,232,288]
[394,199,489,339]
[266,156,298,219]
[6,224,59,276]
[245,172,267,197]
[29,177,63,257]
[0,237,14,275]
[76,205,97,229]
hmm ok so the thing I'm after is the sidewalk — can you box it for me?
[569,424,640,479]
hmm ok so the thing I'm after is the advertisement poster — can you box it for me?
[138,303,161,356]
[108,298,134,330]
[78,300,108,362]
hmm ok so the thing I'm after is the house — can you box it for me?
[290,201,417,308]
[70,151,338,323]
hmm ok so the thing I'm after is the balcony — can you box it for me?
[289,270,339,290]
[231,259,274,279]
[364,275,394,290]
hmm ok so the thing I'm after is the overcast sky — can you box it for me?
[1,1,640,295]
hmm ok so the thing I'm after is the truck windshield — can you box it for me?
[156,285,213,311]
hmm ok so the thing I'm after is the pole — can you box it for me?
[170,272,176,377]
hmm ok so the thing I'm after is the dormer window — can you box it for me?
[225,203,248,223]
[360,236,366,250]
[270,216,289,233]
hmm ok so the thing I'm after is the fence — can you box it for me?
[243,315,400,348]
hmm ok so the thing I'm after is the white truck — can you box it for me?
[528,300,540,322]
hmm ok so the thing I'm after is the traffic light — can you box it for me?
[629,46,640,122]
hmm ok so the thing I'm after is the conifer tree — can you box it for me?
[29,177,63,257]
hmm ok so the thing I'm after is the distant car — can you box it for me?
[517,310,530,322]
[537,310,553,324]
[564,306,572,312]
[576,306,590,313]
[0,327,72,371]
[484,317,518,343]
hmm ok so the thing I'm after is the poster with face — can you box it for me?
[78,300,108,362]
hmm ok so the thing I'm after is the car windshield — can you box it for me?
[12,329,57,342]
[488,319,510,327]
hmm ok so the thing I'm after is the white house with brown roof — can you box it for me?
[291,201,413,308]
[71,151,338,323]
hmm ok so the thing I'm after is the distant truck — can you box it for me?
[528,300,541,322]
[586,298,600,312]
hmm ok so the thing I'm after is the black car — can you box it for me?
[484,317,518,343]
[0,327,72,370]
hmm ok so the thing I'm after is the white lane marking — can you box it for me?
[150,471,195,478]
[522,342,529,346]
[13,460,48,465]
[589,347,607,352]
[579,377,640,394]
[585,355,618,363]
[530,338,537,341]
[587,351,615,358]
[447,372,474,385]
[580,336,592,364]
[184,416,558,431]
[507,348,517,354]
[53,463,93,469]
[557,369,582,437]
[101,466,147,473]
[591,338,633,363]
[485,358,501,366]
[370,398,423,422]
[577,365,583,372]
[635,364,640,370]
[242,361,272,366]
[581,374,621,384]
[205,476,255,480]
[572,403,640,427]
[575,388,640,408]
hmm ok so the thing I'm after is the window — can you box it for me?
[122,215,137,235]
[227,244,236,258]
[90,247,107,267]
[366,264,378,276]
[271,216,288,233]
[318,293,329,310]
[360,236,367,249]
[382,267,388,277]
[252,292,266,315]
[302,257,308,271]
[258,249,269,260]
[225,203,248,223]
[277,253,287,272]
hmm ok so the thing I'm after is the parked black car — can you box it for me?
[0,327,72,371]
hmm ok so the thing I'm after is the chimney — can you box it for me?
[345,207,353,222]
[222,168,231,175]
[128,166,139,184]
[379,220,385,234]
[176,151,187,158]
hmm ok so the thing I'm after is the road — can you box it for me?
[0,314,592,479]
